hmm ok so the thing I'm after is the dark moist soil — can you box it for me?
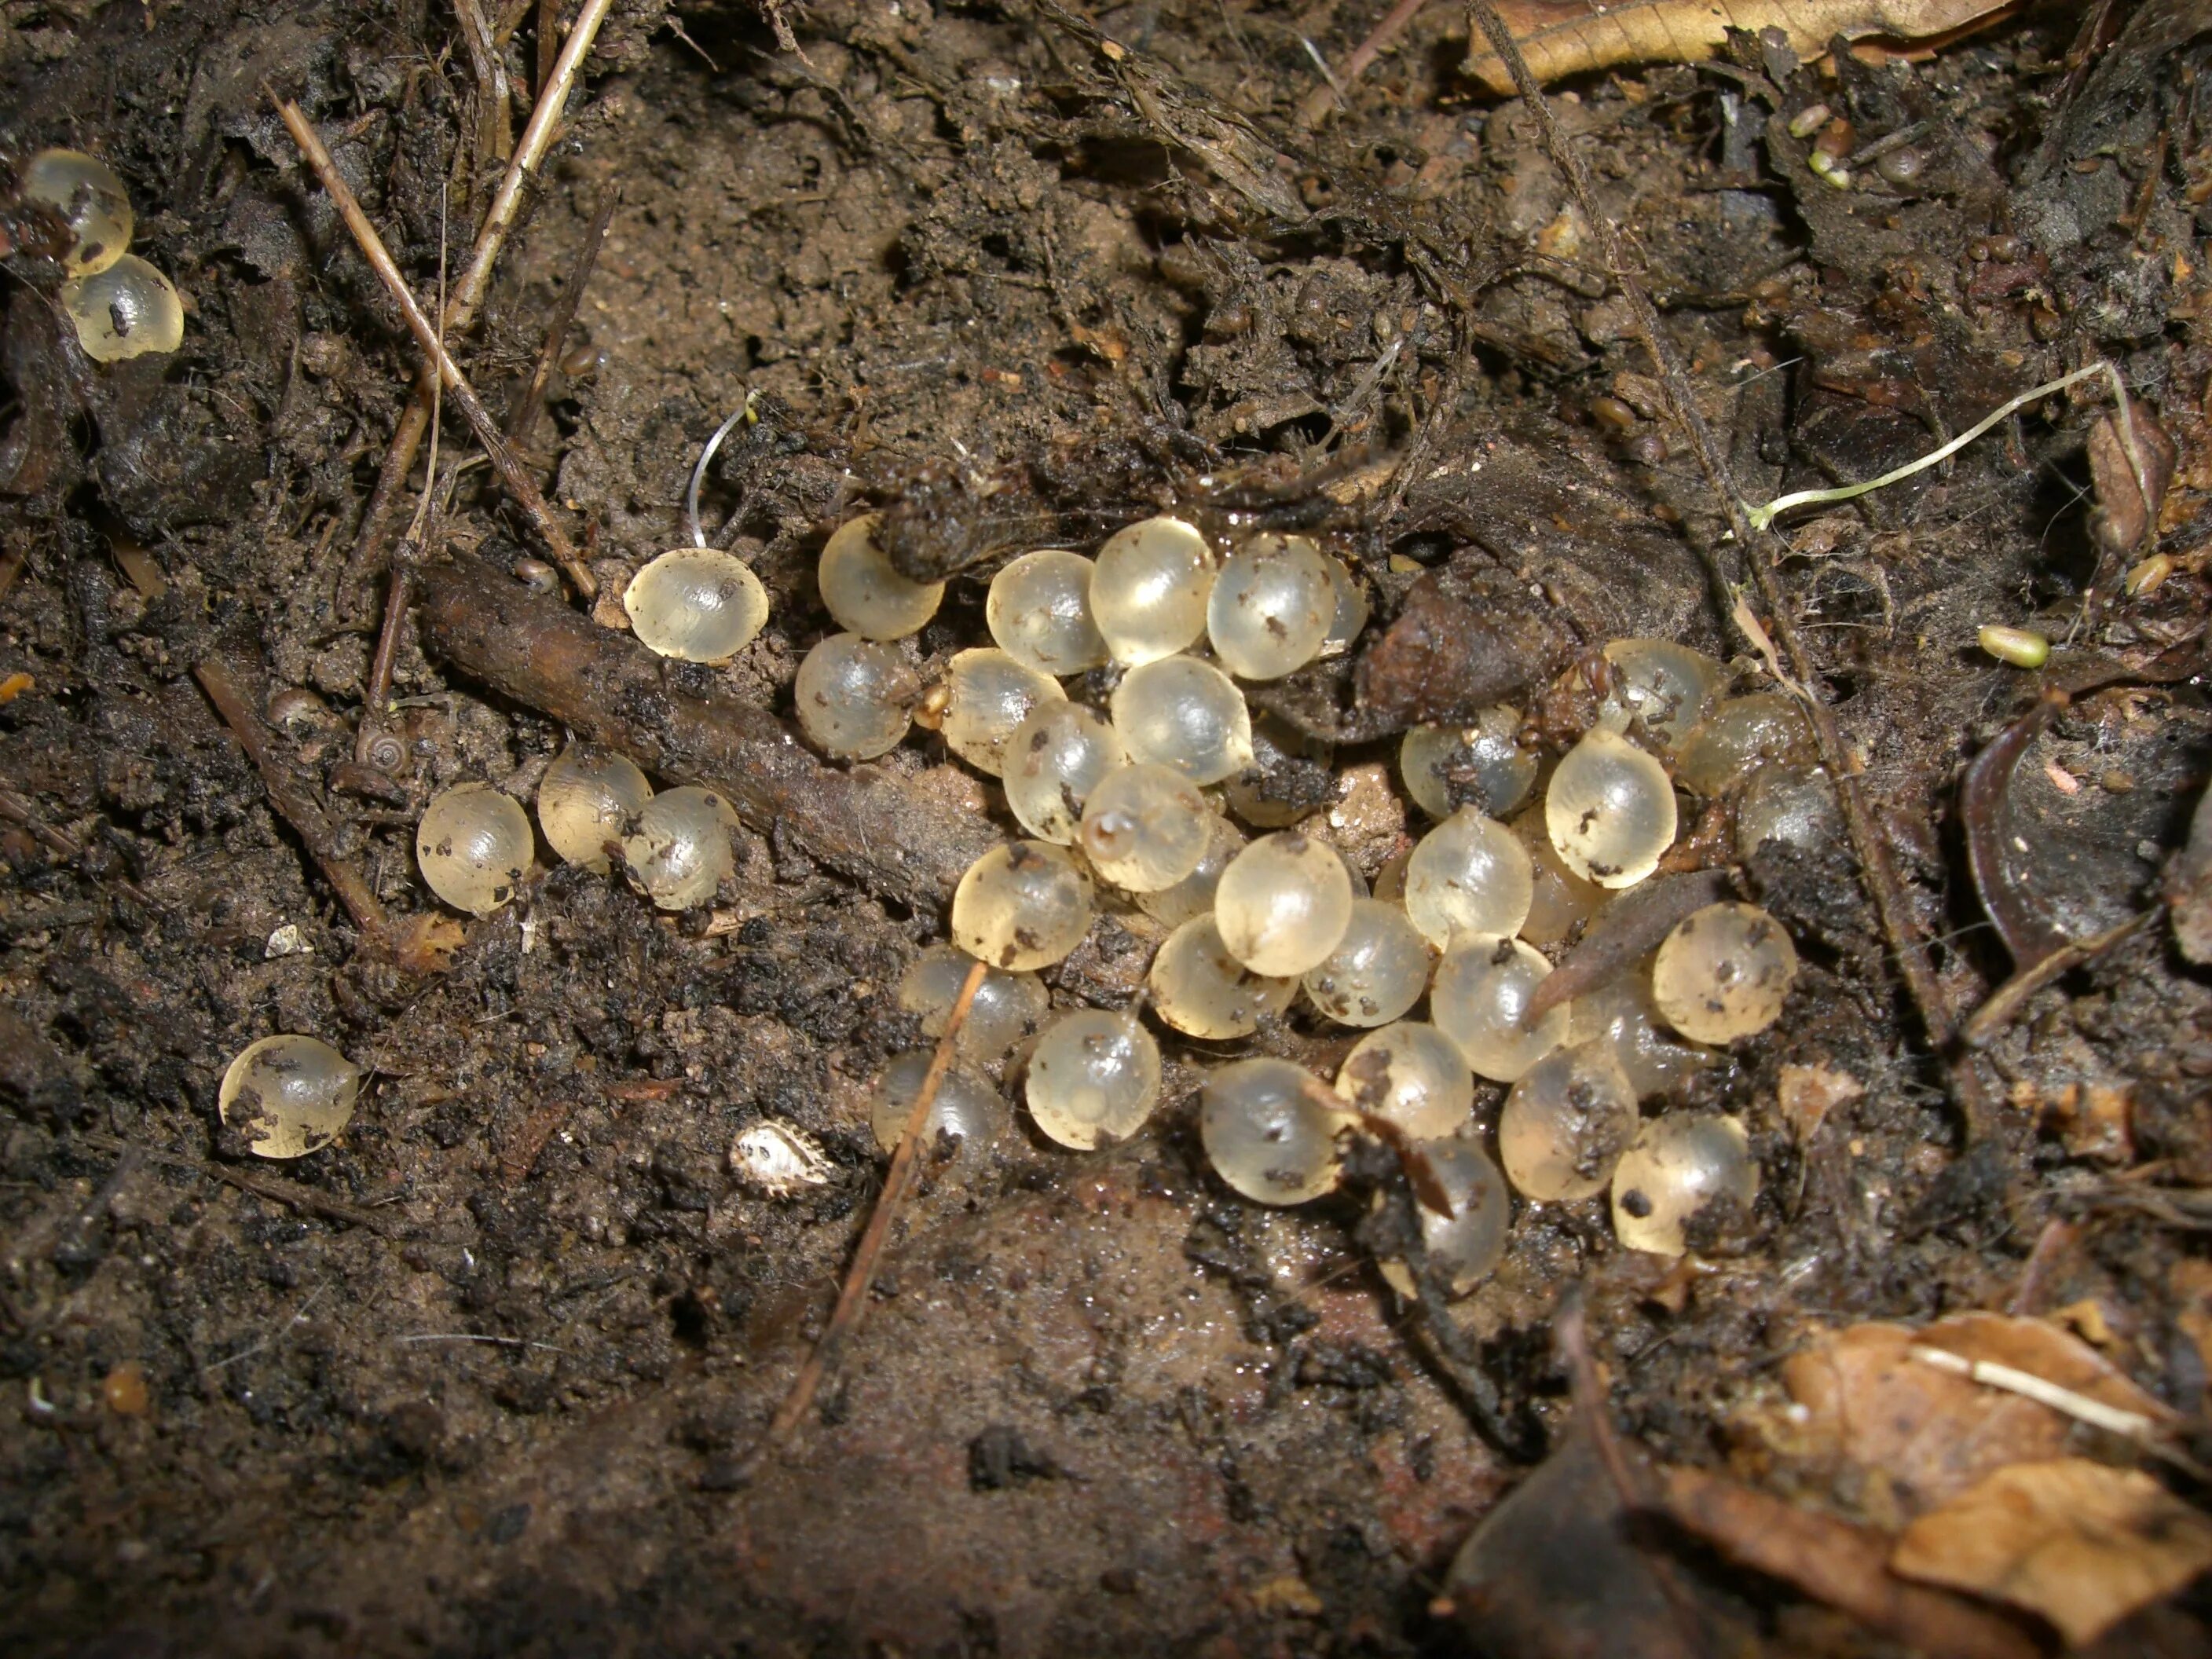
[2,1,2209,1654]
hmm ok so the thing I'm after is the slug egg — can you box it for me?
[1610,1112,1758,1256]
[818,512,944,639]
[1199,1057,1348,1205]
[1733,764,1841,862]
[1214,830,1354,976]
[1674,693,1815,797]
[537,746,651,870]
[1404,808,1534,948]
[1650,901,1798,1044]
[1025,1009,1163,1149]
[1599,639,1725,751]
[622,548,768,662]
[1498,1040,1639,1201]
[1335,1020,1474,1140]
[1320,555,1370,656]
[1078,762,1211,892]
[1507,806,1606,949]
[928,647,1065,777]
[1134,810,1245,928]
[793,632,921,760]
[1110,655,1254,786]
[1148,914,1298,1039]
[950,840,1096,970]
[1400,707,1538,821]
[1302,897,1432,1027]
[1091,515,1214,665]
[61,253,183,363]
[218,1034,361,1159]
[22,148,133,276]
[987,549,1108,675]
[1390,1134,1511,1296]
[622,785,738,910]
[1545,728,1677,889]
[1206,533,1335,679]
[1430,934,1570,1082]
[897,943,1051,1064]
[1222,712,1335,830]
[1004,702,1129,843]
[870,1049,1009,1155]
[1567,968,1716,1099]
[416,783,533,916]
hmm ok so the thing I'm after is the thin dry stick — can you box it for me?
[1467,2,1994,1137]
[195,657,390,941]
[76,1130,400,1236]
[1295,0,1436,125]
[504,183,620,453]
[348,0,616,580]
[765,957,990,1447]
[274,97,595,599]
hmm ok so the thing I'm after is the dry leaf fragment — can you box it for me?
[1778,1063,1863,1141]
[1892,1458,2212,1646]
[1465,0,2014,92]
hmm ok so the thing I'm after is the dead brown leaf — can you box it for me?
[1465,0,2012,93]
[1778,1063,1864,1141]
[1892,1458,2212,1646]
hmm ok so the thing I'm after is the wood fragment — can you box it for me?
[416,558,999,911]
[1294,0,1436,126]
[504,183,619,455]
[1963,909,2153,1047]
[273,97,594,600]
[194,656,390,942]
[75,1130,401,1237]
[1524,869,1729,1026]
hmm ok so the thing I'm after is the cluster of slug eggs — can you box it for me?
[16,148,185,362]
[224,507,1815,1279]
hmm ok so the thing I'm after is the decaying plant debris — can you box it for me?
[2,0,2209,1653]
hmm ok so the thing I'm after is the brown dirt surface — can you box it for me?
[2,0,2208,1654]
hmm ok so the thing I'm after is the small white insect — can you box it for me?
[729,1121,833,1197]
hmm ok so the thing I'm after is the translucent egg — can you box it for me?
[1134,811,1245,928]
[1392,1134,1511,1296]
[1404,808,1534,948]
[1109,655,1254,786]
[1206,533,1335,679]
[1335,1020,1474,1140]
[1025,1009,1163,1149]
[1430,935,1570,1082]
[1320,556,1369,657]
[621,548,768,662]
[1214,830,1354,976]
[61,254,184,363]
[1400,708,1537,820]
[1545,729,1677,889]
[623,785,738,910]
[926,647,1065,778]
[1734,764,1841,862]
[1091,515,1214,665]
[1507,807,1608,950]
[1674,693,1815,797]
[1302,897,1432,1027]
[897,943,1051,1064]
[1651,901,1799,1044]
[1568,968,1716,1100]
[1610,1113,1758,1256]
[950,840,1096,970]
[1199,1057,1348,1205]
[537,746,652,870]
[218,1034,361,1159]
[23,149,132,276]
[818,513,943,640]
[1498,1040,1639,1200]
[416,783,533,916]
[870,1049,1010,1155]
[1004,703,1129,843]
[793,632,921,760]
[1222,712,1335,830]
[987,549,1108,675]
[1148,914,1298,1038]
[1600,639,1726,751]
[1079,762,1210,892]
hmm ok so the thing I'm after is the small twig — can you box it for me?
[505,183,620,454]
[1906,1344,2204,1476]
[345,0,616,584]
[194,656,390,941]
[274,97,595,599]
[1295,0,1435,125]
[765,958,989,1448]
[393,1331,569,1353]
[1963,909,2154,1048]
[75,1130,401,1236]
